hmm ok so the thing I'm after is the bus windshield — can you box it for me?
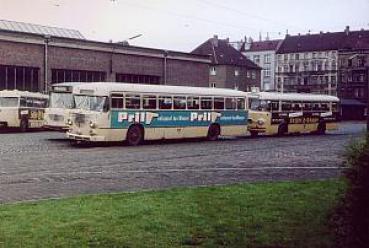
[0,97,18,107]
[250,99,269,111]
[50,92,74,109]
[74,95,107,112]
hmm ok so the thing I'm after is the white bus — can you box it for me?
[44,82,81,131]
[0,90,48,131]
[247,92,340,136]
[66,82,248,145]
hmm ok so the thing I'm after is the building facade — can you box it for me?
[243,39,282,91]
[338,50,369,119]
[275,33,340,95]
[191,36,261,92]
[0,20,211,93]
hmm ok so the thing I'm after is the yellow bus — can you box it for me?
[0,90,48,131]
[247,92,340,136]
[66,82,249,145]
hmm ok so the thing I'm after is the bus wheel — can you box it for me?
[20,118,29,132]
[317,122,326,135]
[126,125,144,146]
[207,124,220,141]
[277,124,287,136]
[250,131,258,137]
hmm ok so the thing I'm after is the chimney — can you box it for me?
[345,26,350,35]
[211,35,219,47]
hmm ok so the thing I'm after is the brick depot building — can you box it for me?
[0,20,210,93]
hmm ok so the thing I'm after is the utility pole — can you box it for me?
[367,65,369,132]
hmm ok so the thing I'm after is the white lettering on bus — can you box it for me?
[190,112,221,122]
[118,112,159,125]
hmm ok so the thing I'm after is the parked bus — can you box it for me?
[44,82,81,131]
[66,82,248,145]
[0,90,48,131]
[247,92,340,136]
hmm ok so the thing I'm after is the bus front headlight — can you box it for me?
[256,118,265,126]
[89,121,96,129]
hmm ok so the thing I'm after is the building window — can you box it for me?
[210,67,216,76]
[247,71,251,78]
[234,69,239,76]
[116,73,160,84]
[263,68,271,77]
[253,55,260,64]
[0,64,39,92]
[210,82,216,88]
[251,71,256,79]
[264,54,271,64]
[51,69,106,84]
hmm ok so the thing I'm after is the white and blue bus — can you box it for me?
[44,82,81,131]
[66,82,248,145]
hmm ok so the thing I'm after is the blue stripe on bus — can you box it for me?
[111,110,248,129]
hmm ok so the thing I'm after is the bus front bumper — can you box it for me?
[66,132,106,142]
[247,127,267,133]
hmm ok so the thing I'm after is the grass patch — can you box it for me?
[0,180,345,247]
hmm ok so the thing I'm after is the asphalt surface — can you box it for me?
[0,122,366,203]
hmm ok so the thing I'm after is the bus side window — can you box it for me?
[271,101,279,112]
[143,95,157,110]
[159,96,172,110]
[237,98,245,110]
[187,97,199,109]
[304,103,312,111]
[332,103,338,112]
[313,103,320,111]
[225,98,236,110]
[321,103,329,111]
[282,102,291,111]
[111,95,124,109]
[200,97,212,110]
[292,103,302,111]
[20,97,27,107]
[26,98,33,108]
[214,98,225,110]
[173,96,186,109]
[125,94,141,109]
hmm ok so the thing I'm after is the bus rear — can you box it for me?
[44,83,79,131]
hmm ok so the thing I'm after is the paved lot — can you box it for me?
[0,122,366,203]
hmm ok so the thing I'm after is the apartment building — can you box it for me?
[192,36,261,92]
[243,39,282,91]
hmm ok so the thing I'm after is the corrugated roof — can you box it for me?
[0,19,85,39]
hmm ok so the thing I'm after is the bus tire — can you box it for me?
[250,131,258,137]
[20,118,29,132]
[126,125,144,146]
[317,121,326,135]
[277,123,287,136]
[207,124,220,141]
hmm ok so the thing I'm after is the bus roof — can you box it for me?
[72,82,247,97]
[246,91,340,102]
[0,90,48,99]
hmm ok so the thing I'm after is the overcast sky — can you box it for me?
[1,0,369,52]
